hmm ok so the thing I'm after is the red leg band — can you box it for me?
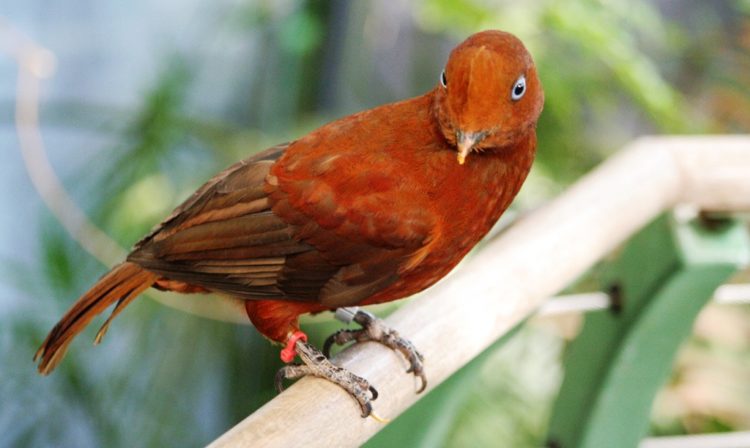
[280,331,308,363]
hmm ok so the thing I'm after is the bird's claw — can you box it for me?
[324,310,427,393]
[275,339,377,417]
[406,363,428,394]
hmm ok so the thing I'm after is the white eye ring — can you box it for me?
[511,75,526,101]
[440,69,447,88]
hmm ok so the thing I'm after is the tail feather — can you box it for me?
[34,262,157,375]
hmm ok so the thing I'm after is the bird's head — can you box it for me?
[433,30,544,164]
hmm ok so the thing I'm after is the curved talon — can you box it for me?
[403,350,427,393]
[360,401,372,418]
[274,368,285,393]
[275,364,303,393]
[369,385,379,401]
[322,332,339,358]
[415,372,427,394]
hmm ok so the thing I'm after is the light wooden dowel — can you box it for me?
[209,136,750,448]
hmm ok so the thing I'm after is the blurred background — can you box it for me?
[1,0,749,446]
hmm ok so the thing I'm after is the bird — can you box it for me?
[34,29,544,418]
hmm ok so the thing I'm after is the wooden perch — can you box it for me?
[209,136,750,447]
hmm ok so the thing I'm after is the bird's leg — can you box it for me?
[275,331,378,418]
[323,308,427,393]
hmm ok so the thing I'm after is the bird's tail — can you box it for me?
[34,262,158,375]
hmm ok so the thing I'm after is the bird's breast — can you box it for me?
[362,143,535,305]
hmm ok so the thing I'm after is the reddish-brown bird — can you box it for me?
[35,30,543,417]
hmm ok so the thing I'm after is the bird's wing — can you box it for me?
[128,143,317,300]
[132,143,288,249]
[128,143,435,306]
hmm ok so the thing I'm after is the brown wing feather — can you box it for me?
[128,140,434,306]
[128,143,332,301]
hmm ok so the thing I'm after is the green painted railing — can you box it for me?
[547,214,749,448]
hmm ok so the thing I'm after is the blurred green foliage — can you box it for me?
[3,0,750,447]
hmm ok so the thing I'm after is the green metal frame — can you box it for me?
[547,214,750,448]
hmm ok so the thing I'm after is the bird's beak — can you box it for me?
[456,131,486,165]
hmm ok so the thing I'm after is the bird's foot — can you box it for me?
[275,332,378,418]
[324,309,427,393]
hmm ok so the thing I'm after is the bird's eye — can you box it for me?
[440,69,447,88]
[511,75,526,101]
